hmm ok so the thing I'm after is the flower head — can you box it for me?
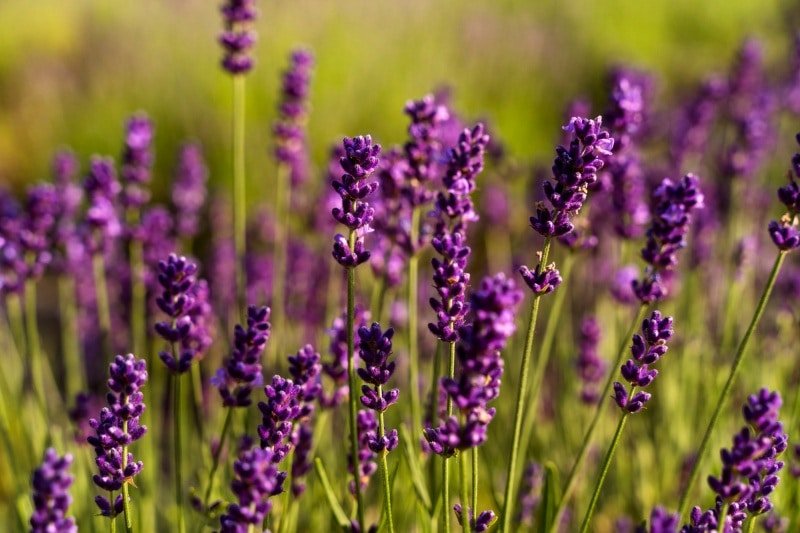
[30,448,77,533]
[120,114,154,211]
[219,0,257,74]
[172,143,208,240]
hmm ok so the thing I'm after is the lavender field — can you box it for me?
[4,1,800,532]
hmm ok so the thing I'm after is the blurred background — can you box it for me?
[0,0,797,198]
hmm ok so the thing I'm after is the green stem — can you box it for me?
[744,515,756,533]
[92,251,113,363]
[203,407,234,509]
[500,237,552,532]
[190,362,205,440]
[407,206,422,447]
[471,447,478,531]
[232,74,247,322]
[578,407,631,533]
[173,372,185,533]
[377,385,395,533]
[346,230,366,531]
[122,418,134,533]
[314,457,351,529]
[549,303,648,533]
[58,275,84,398]
[110,491,116,533]
[459,447,470,532]
[443,339,457,532]
[270,163,290,364]
[24,277,48,420]
[6,293,27,362]
[677,251,787,518]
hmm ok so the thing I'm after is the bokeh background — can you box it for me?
[0,0,796,196]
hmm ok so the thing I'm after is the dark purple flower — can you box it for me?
[212,305,270,407]
[575,316,605,404]
[769,134,800,252]
[21,184,60,279]
[257,376,302,461]
[645,506,680,533]
[454,504,496,532]
[120,114,154,211]
[349,409,378,494]
[358,323,399,452]
[172,143,208,240]
[613,311,673,413]
[331,136,381,268]
[219,442,285,532]
[219,0,257,74]
[322,308,370,408]
[402,94,450,208]
[275,49,314,188]
[83,156,122,254]
[426,273,523,454]
[604,67,652,149]
[519,262,562,296]
[88,354,148,516]
[30,448,76,533]
[633,174,704,303]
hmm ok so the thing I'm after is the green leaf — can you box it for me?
[400,424,433,513]
[313,457,351,530]
[536,462,561,532]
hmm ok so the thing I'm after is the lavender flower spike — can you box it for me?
[769,133,800,251]
[575,316,605,404]
[219,0,257,75]
[212,305,271,407]
[30,448,77,533]
[120,113,154,211]
[358,323,399,451]
[275,49,314,188]
[172,143,208,240]
[331,135,381,267]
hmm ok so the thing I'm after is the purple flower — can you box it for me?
[219,0,257,74]
[608,153,649,239]
[21,184,60,279]
[402,94,450,208]
[358,323,399,452]
[154,254,211,373]
[172,143,208,240]
[83,156,122,254]
[331,136,381,268]
[769,134,800,252]
[257,376,302,461]
[120,114,154,211]
[30,448,76,533]
[454,504,496,532]
[322,307,370,408]
[140,207,176,293]
[519,262,562,295]
[213,305,271,407]
[645,506,680,533]
[428,124,489,342]
[604,67,652,149]
[575,316,605,404]
[613,311,673,413]
[88,354,148,517]
[219,442,285,532]
[426,273,523,454]
[349,409,378,494]
[517,462,544,526]
[275,49,314,188]
[633,174,704,303]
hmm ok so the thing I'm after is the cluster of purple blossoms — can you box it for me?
[768,134,800,251]
[428,124,489,342]
[331,136,381,267]
[212,305,271,407]
[219,0,257,75]
[275,49,314,188]
[641,507,680,533]
[402,94,450,208]
[604,67,651,149]
[683,390,788,532]
[633,174,704,303]
[575,316,605,404]
[613,311,673,413]
[30,448,76,533]
[671,75,726,173]
[426,273,523,455]
[454,503,495,533]
[51,150,83,274]
[154,254,211,373]
[219,441,285,532]
[350,409,379,494]
[257,375,302,462]
[140,207,177,292]
[119,114,154,212]
[0,193,26,296]
[358,323,399,452]
[288,344,322,496]
[172,143,208,240]
[88,354,148,517]
[20,183,59,280]
[321,307,370,408]
[83,157,122,254]
[521,116,614,295]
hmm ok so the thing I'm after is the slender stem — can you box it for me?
[744,515,756,533]
[109,491,116,533]
[500,237,552,532]
[459,447,470,532]
[173,372,185,533]
[407,206,422,447]
[24,277,48,419]
[189,362,205,440]
[578,409,631,533]
[549,303,648,533]
[443,340,457,532]
[92,251,113,363]
[346,230,366,531]
[122,417,134,533]
[377,384,395,533]
[203,407,234,509]
[270,163,290,364]
[677,251,787,518]
[718,502,730,531]
[471,447,478,531]
[58,275,84,398]
[6,293,27,361]
[232,74,247,321]
[129,211,146,359]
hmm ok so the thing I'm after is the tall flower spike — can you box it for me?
[287,344,322,496]
[358,323,399,451]
[768,133,800,251]
[219,442,285,532]
[331,135,381,268]
[172,143,208,240]
[274,49,314,188]
[212,305,271,407]
[613,311,673,413]
[83,156,122,254]
[257,375,302,462]
[30,448,77,533]
[321,307,370,408]
[120,114,154,211]
[21,184,59,280]
[88,354,148,517]
[633,174,704,303]
[425,273,523,454]
[219,0,257,75]
[575,316,606,404]
[402,94,450,209]
[428,124,489,342]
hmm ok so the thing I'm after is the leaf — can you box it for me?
[313,457,351,530]
[400,424,433,513]
[536,462,561,532]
